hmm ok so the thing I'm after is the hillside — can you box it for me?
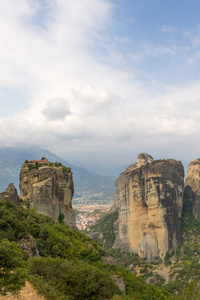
[88,192,200,299]
[0,147,115,200]
[0,199,169,299]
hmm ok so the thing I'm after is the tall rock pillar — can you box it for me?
[113,154,184,261]
[19,160,76,229]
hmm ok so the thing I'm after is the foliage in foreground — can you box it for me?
[0,199,171,299]
[29,256,120,300]
[0,238,28,295]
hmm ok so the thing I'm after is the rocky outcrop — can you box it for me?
[18,235,39,257]
[113,153,184,261]
[184,158,200,219]
[0,183,20,205]
[111,275,125,292]
[19,161,76,229]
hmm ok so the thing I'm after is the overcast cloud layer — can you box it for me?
[0,0,200,174]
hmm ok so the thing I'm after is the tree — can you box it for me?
[0,239,28,295]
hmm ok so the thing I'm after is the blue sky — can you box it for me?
[0,0,200,174]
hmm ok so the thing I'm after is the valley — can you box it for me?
[1,151,200,299]
[74,201,113,230]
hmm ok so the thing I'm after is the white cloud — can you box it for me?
[142,44,179,57]
[161,25,176,33]
[42,98,71,121]
[183,24,200,47]
[0,0,200,169]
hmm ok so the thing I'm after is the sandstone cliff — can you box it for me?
[184,158,200,219]
[113,153,184,261]
[19,161,76,229]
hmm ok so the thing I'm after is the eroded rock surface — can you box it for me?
[184,158,200,219]
[18,235,39,257]
[19,162,76,229]
[113,153,184,261]
[0,183,20,205]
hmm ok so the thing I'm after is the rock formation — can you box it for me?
[0,183,20,205]
[113,153,184,261]
[19,160,76,229]
[18,235,39,257]
[184,158,200,219]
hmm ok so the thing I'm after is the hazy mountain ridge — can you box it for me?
[0,147,115,199]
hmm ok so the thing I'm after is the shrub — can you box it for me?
[0,239,28,295]
[29,257,120,300]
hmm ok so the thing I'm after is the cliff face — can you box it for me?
[184,158,200,220]
[19,162,76,229]
[113,154,184,261]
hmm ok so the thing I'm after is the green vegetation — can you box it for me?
[88,211,118,249]
[26,160,71,174]
[29,257,119,300]
[0,238,28,295]
[105,264,168,299]
[58,212,65,223]
[62,165,71,173]
[0,199,170,299]
[2,182,200,299]
[49,161,71,173]
[160,193,200,296]
[28,163,42,172]
[87,193,200,299]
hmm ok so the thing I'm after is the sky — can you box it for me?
[0,0,200,175]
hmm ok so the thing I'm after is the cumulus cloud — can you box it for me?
[42,98,71,121]
[71,86,120,116]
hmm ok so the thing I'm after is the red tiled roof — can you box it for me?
[28,159,49,165]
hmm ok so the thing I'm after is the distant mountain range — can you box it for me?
[0,147,115,199]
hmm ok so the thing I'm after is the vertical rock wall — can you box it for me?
[19,163,76,229]
[184,158,200,220]
[113,154,184,261]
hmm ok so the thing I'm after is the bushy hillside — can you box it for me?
[88,199,200,299]
[88,211,118,250]
[0,199,170,299]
